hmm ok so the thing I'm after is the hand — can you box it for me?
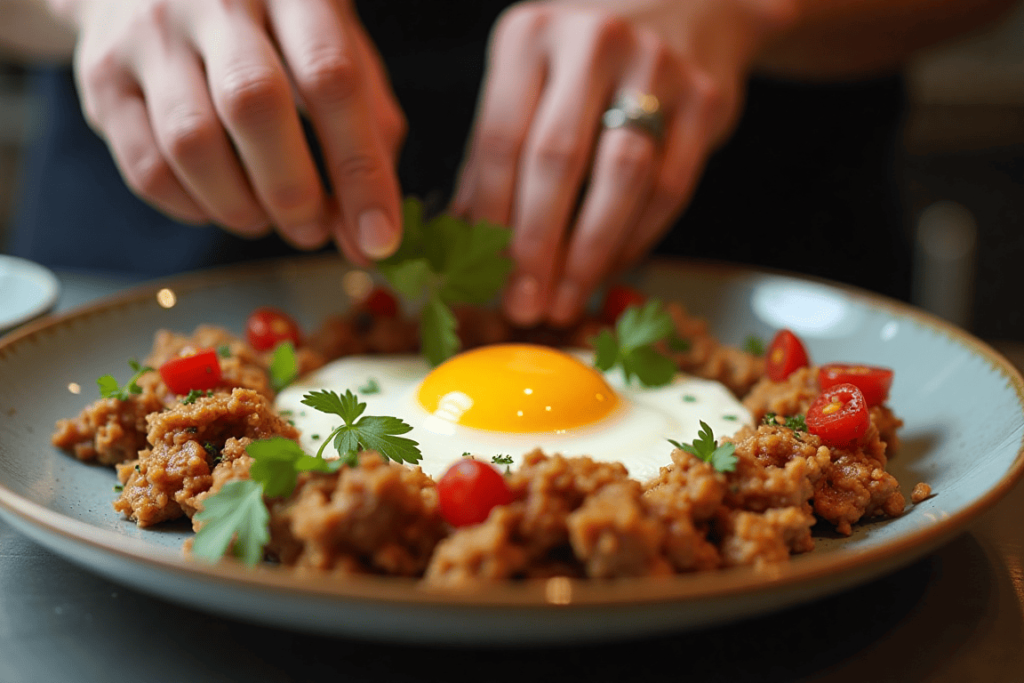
[58,0,405,264]
[452,0,796,326]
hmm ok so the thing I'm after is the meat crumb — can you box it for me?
[911,482,933,504]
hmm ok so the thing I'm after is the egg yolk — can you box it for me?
[416,344,618,433]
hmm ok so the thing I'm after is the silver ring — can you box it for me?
[601,90,664,141]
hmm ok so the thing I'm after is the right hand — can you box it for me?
[55,0,406,264]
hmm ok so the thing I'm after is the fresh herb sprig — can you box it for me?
[192,388,420,565]
[591,300,687,387]
[97,359,154,400]
[375,197,513,366]
[300,389,421,467]
[669,421,738,473]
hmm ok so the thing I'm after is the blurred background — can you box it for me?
[1,5,1022,341]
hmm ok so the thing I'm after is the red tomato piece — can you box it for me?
[818,363,894,407]
[159,349,222,395]
[246,307,302,351]
[363,287,399,318]
[600,285,646,325]
[806,383,870,447]
[765,329,810,382]
[437,459,514,527]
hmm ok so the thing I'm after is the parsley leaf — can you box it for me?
[376,197,513,366]
[743,335,766,357]
[192,480,269,567]
[97,359,154,400]
[301,389,422,465]
[268,341,299,392]
[669,421,738,473]
[591,300,682,387]
[491,454,513,465]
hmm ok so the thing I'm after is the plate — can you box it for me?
[0,255,60,334]
[0,256,1022,645]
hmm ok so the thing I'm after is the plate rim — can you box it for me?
[2,254,1023,611]
[0,254,61,333]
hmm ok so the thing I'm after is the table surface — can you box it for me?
[2,269,1023,683]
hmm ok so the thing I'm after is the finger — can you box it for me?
[502,18,630,326]
[76,56,208,224]
[452,5,547,225]
[138,40,272,236]
[268,0,401,261]
[615,73,720,269]
[548,126,657,325]
[194,5,329,248]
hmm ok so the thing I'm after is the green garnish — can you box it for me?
[97,359,154,400]
[491,454,513,465]
[182,389,212,405]
[762,412,808,432]
[358,378,381,395]
[269,341,298,392]
[743,335,766,357]
[191,437,343,566]
[300,389,421,467]
[669,421,737,473]
[217,345,232,358]
[376,197,513,366]
[591,300,683,387]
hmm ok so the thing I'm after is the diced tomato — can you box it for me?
[600,284,646,325]
[245,307,302,351]
[765,329,810,382]
[159,349,222,395]
[363,287,399,318]
[806,383,870,447]
[818,363,894,407]
[437,459,514,527]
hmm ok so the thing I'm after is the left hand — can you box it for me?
[452,0,796,326]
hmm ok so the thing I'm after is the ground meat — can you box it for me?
[742,366,819,422]
[148,325,274,400]
[113,388,298,527]
[665,303,764,397]
[911,482,933,503]
[265,452,445,576]
[716,506,817,567]
[52,390,166,465]
[812,423,906,535]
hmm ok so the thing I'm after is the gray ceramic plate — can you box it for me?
[1,256,1022,645]
[0,255,60,334]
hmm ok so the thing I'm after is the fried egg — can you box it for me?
[275,343,752,481]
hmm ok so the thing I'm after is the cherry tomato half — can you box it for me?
[806,382,870,447]
[246,307,302,351]
[159,349,222,395]
[363,287,399,318]
[765,329,810,382]
[818,363,894,407]
[600,285,646,325]
[437,459,514,527]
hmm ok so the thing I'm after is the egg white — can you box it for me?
[274,351,752,482]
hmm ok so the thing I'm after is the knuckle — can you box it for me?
[217,67,290,127]
[477,127,524,167]
[267,182,319,215]
[296,50,361,107]
[331,152,386,184]
[532,133,586,178]
[160,108,219,162]
[124,149,174,199]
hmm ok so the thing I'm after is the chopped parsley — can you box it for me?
[491,454,513,465]
[97,359,153,400]
[669,421,738,473]
[358,377,381,395]
[182,389,213,405]
[763,412,808,432]
[743,335,766,357]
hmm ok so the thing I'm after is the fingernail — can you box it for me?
[551,281,581,324]
[505,274,542,325]
[291,222,328,249]
[358,209,399,259]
